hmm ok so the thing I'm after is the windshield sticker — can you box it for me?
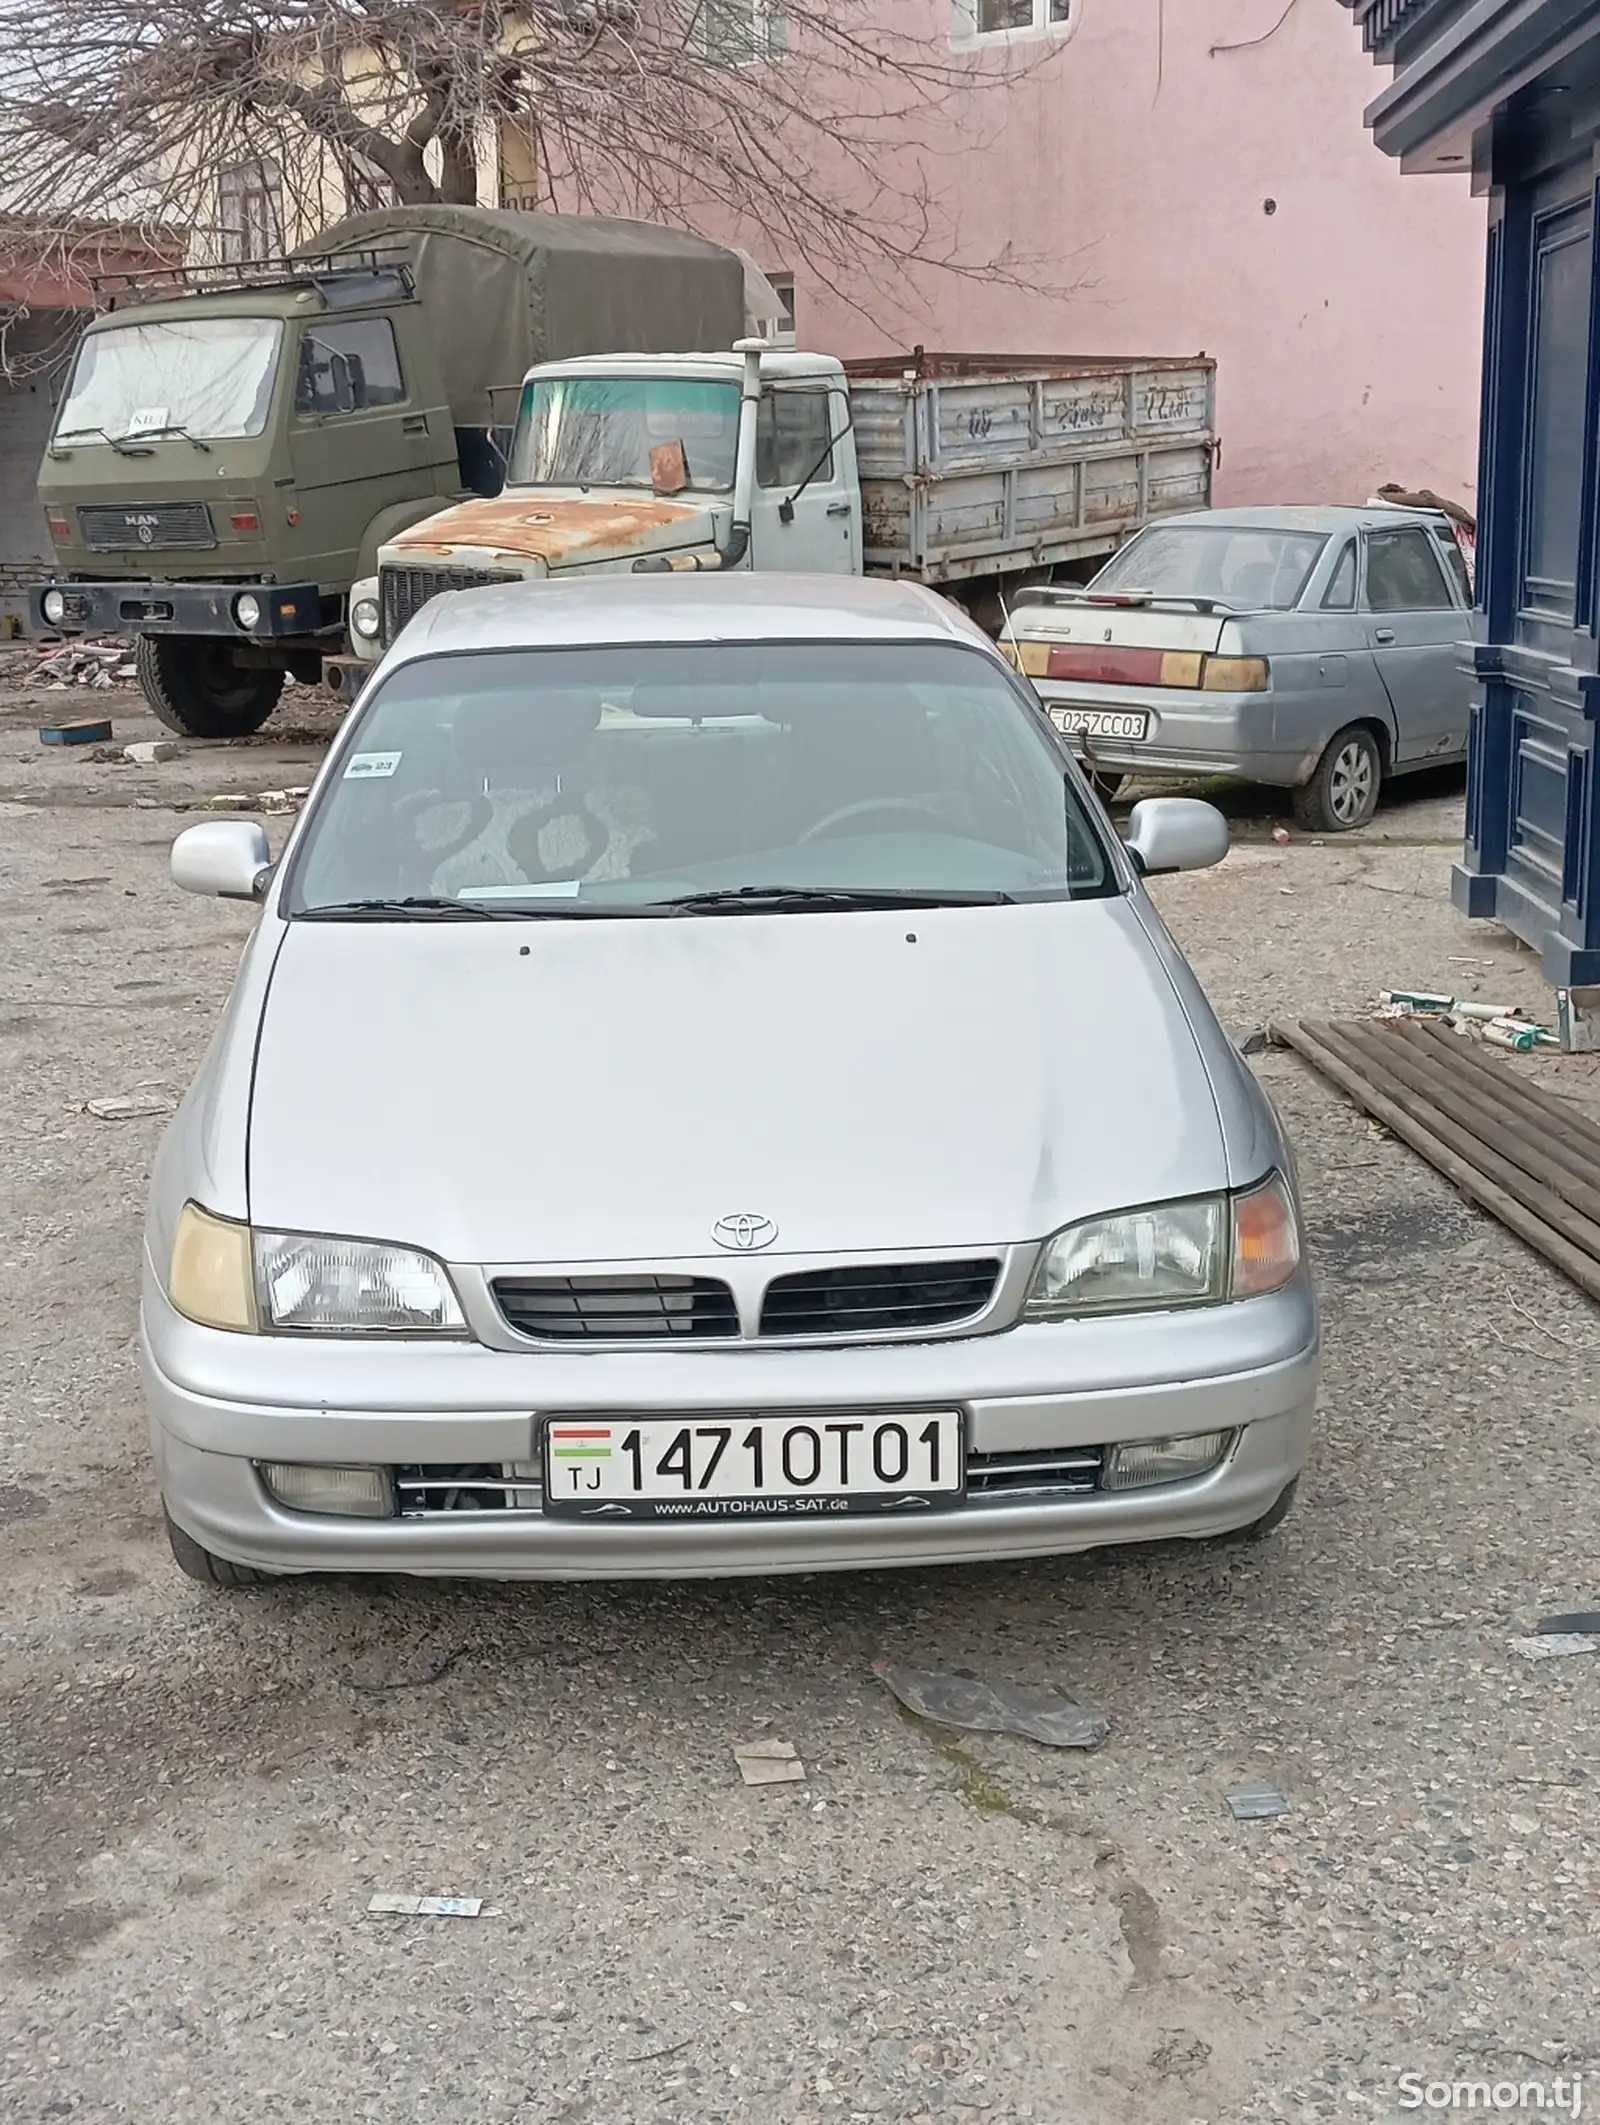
[124,406,171,435]
[343,750,402,781]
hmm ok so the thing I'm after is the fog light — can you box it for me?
[350,596,380,640]
[41,589,66,624]
[259,1463,394,1517]
[233,591,263,631]
[1103,1431,1231,1491]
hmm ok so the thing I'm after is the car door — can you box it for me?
[1360,523,1469,764]
[749,385,859,573]
[286,312,453,591]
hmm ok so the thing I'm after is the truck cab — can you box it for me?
[354,346,860,664]
[38,260,462,735]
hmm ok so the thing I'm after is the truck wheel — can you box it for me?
[136,636,285,739]
[1292,724,1382,833]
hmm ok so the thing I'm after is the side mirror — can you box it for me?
[171,820,272,900]
[1123,797,1228,876]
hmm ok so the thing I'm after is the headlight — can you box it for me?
[1025,1197,1226,1318]
[233,592,262,631]
[166,1204,468,1336]
[1023,1172,1300,1319]
[254,1230,467,1335]
[41,588,66,625]
[350,596,381,640]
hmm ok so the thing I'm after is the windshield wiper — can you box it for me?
[295,896,530,921]
[123,422,211,452]
[50,426,152,457]
[655,886,1018,914]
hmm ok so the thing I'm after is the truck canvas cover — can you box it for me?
[296,205,746,426]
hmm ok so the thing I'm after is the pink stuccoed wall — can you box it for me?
[757,0,1486,509]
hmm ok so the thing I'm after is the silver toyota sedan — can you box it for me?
[1001,504,1474,831]
[141,573,1319,1586]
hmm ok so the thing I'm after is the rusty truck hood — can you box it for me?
[387,491,719,573]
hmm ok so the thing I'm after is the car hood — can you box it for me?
[246,900,1226,1263]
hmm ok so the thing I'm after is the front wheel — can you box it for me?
[1292,724,1382,833]
[1213,1477,1299,1545]
[135,635,284,740]
[164,1509,281,1589]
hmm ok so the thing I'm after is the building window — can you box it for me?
[218,158,285,264]
[691,0,788,65]
[764,272,796,348]
[953,0,1073,44]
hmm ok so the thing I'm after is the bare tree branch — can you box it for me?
[0,0,1080,377]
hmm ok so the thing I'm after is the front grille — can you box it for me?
[78,501,215,552]
[759,1259,1000,1338]
[395,1463,542,1516]
[380,563,516,644]
[966,1445,1105,1500]
[494,1274,740,1342]
[392,1446,1107,1517]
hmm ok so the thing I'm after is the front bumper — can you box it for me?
[33,579,335,641]
[1036,680,1305,786]
[142,1272,1320,1580]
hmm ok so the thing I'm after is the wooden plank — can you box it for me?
[1392,1018,1600,1162]
[1337,1022,1600,1224]
[1312,1019,1600,1262]
[1271,1019,1600,1306]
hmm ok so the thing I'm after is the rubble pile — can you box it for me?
[37,640,137,691]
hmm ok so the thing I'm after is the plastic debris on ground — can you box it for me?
[734,1739,805,1786]
[1376,989,1558,1051]
[39,717,113,746]
[873,1659,1110,1749]
[124,739,178,765]
[1537,1611,1600,1635]
[366,1894,485,1918]
[1271,825,1291,846]
[1511,1633,1600,1661]
[1225,1782,1291,1821]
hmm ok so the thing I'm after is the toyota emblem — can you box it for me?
[712,1213,777,1251]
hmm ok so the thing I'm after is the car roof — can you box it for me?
[391,572,993,661]
[1136,503,1451,534]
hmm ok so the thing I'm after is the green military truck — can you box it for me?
[31,206,748,736]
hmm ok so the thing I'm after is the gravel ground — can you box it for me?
[2,663,1597,2125]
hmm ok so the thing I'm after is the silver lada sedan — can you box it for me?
[1002,504,1474,831]
[141,573,1319,1586]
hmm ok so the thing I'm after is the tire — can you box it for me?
[135,635,284,740]
[164,1508,280,1589]
[1292,724,1382,833]
[1086,769,1126,804]
[1213,1477,1299,1545]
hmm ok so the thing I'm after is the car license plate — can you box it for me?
[541,1412,964,1520]
[1050,706,1150,740]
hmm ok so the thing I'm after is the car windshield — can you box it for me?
[286,641,1114,916]
[1094,524,1328,610]
[54,318,284,444]
[508,376,741,490]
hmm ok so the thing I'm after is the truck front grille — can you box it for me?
[380,564,516,645]
[78,501,216,552]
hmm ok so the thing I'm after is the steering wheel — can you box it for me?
[799,797,949,844]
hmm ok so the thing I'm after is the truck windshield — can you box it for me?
[286,640,1115,916]
[55,318,283,445]
[1094,524,1327,610]
[509,376,741,491]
